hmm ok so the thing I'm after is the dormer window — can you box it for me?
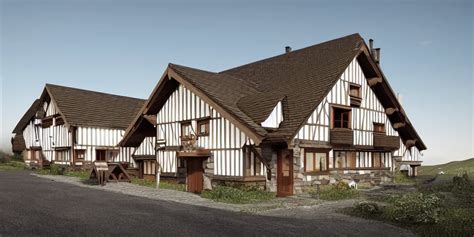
[349,84,362,107]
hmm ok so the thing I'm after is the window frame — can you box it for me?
[349,84,362,98]
[304,149,330,174]
[333,151,357,169]
[96,149,107,162]
[331,106,352,129]
[180,121,193,141]
[196,118,210,137]
[75,149,86,161]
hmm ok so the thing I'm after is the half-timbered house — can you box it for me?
[120,33,426,195]
[12,84,145,168]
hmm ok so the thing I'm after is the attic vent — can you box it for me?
[369,39,381,64]
[285,46,292,53]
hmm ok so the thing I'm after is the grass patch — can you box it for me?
[131,178,186,191]
[64,170,90,181]
[393,172,415,184]
[201,185,275,204]
[0,160,25,171]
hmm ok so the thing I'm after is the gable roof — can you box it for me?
[121,33,426,150]
[42,84,145,130]
[12,99,40,134]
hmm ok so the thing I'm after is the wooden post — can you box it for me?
[156,160,161,189]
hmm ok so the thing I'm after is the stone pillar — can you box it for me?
[203,156,214,190]
[262,146,277,192]
[292,145,304,194]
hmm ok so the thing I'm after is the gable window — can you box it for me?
[349,85,361,98]
[349,84,362,107]
[197,119,210,136]
[373,123,385,134]
[334,151,356,169]
[332,107,351,129]
[305,149,328,173]
[181,122,193,141]
[96,150,106,161]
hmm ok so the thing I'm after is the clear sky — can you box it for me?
[1,0,472,165]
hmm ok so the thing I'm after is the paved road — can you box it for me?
[0,171,413,237]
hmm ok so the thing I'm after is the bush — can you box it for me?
[394,171,413,184]
[319,182,359,201]
[387,192,441,224]
[201,185,274,204]
[49,164,66,175]
[354,201,381,216]
[11,153,24,162]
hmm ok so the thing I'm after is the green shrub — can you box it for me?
[49,164,66,175]
[201,185,275,204]
[11,154,24,162]
[387,192,441,224]
[394,171,413,184]
[354,201,381,216]
[319,182,359,201]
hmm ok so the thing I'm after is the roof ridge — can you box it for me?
[220,33,363,74]
[45,83,145,102]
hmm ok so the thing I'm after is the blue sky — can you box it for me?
[1,0,472,165]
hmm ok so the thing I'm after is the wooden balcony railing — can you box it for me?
[330,128,353,145]
[373,133,400,150]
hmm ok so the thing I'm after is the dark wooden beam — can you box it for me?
[385,107,399,116]
[405,139,417,148]
[393,122,406,129]
[367,77,383,87]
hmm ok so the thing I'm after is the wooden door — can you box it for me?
[277,149,294,197]
[186,159,204,193]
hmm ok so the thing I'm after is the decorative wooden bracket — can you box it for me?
[393,122,406,129]
[367,77,383,87]
[385,107,399,116]
[405,139,417,148]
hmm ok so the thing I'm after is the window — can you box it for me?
[75,150,85,161]
[349,84,361,98]
[181,122,193,141]
[333,151,356,169]
[373,123,385,134]
[41,117,53,128]
[332,107,351,129]
[96,150,106,161]
[55,151,67,161]
[245,147,262,176]
[372,152,384,168]
[197,119,210,136]
[305,150,328,172]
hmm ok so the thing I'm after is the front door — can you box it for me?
[186,158,204,193]
[277,149,294,197]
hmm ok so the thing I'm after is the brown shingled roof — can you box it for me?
[44,84,145,130]
[12,99,40,134]
[122,33,426,150]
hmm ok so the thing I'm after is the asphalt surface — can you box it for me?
[0,171,413,237]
